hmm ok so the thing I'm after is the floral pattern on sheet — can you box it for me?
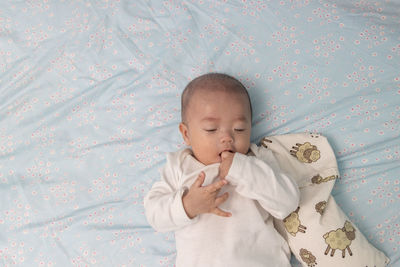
[0,0,399,266]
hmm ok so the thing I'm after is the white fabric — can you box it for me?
[144,143,300,267]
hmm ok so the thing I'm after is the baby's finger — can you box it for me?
[192,171,205,188]
[220,151,234,160]
[214,192,229,207]
[212,207,232,217]
[206,179,228,193]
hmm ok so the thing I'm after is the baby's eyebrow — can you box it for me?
[200,117,219,122]
[200,116,249,123]
[231,116,250,123]
[235,116,249,122]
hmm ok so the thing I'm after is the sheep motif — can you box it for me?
[260,137,272,148]
[315,201,327,215]
[299,248,317,267]
[311,174,338,184]
[290,142,321,163]
[323,220,356,258]
[283,207,307,237]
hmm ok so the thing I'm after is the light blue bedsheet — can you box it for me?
[1,1,399,266]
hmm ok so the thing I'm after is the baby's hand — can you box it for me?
[218,151,234,179]
[182,171,231,219]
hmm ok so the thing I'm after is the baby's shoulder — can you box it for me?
[249,143,268,155]
[165,148,197,171]
[249,143,278,161]
[166,148,192,162]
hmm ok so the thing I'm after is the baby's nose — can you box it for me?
[220,131,233,143]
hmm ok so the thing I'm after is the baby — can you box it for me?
[144,73,300,267]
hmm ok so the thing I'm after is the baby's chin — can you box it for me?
[207,155,226,165]
[192,154,221,165]
[210,156,223,165]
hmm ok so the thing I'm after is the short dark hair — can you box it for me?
[181,73,252,123]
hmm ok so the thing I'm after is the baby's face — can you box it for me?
[179,88,251,165]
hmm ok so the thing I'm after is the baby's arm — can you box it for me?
[144,155,193,232]
[220,149,299,219]
[144,152,230,232]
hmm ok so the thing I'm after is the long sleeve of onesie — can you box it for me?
[226,144,300,219]
[144,150,196,232]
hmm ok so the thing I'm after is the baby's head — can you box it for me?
[179,73,252,165]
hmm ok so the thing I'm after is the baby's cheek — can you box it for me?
[236,139,251,154]
[236,146,248,155]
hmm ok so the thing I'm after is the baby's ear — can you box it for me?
[179,123,191,146]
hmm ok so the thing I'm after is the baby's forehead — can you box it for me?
[191,79,245,98]
[188,89,246,111]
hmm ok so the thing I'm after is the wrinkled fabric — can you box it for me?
[0,1,399,266]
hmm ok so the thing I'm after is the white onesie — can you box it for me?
[144,143,300,267]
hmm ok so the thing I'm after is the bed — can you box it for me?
[0,0,399,266]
